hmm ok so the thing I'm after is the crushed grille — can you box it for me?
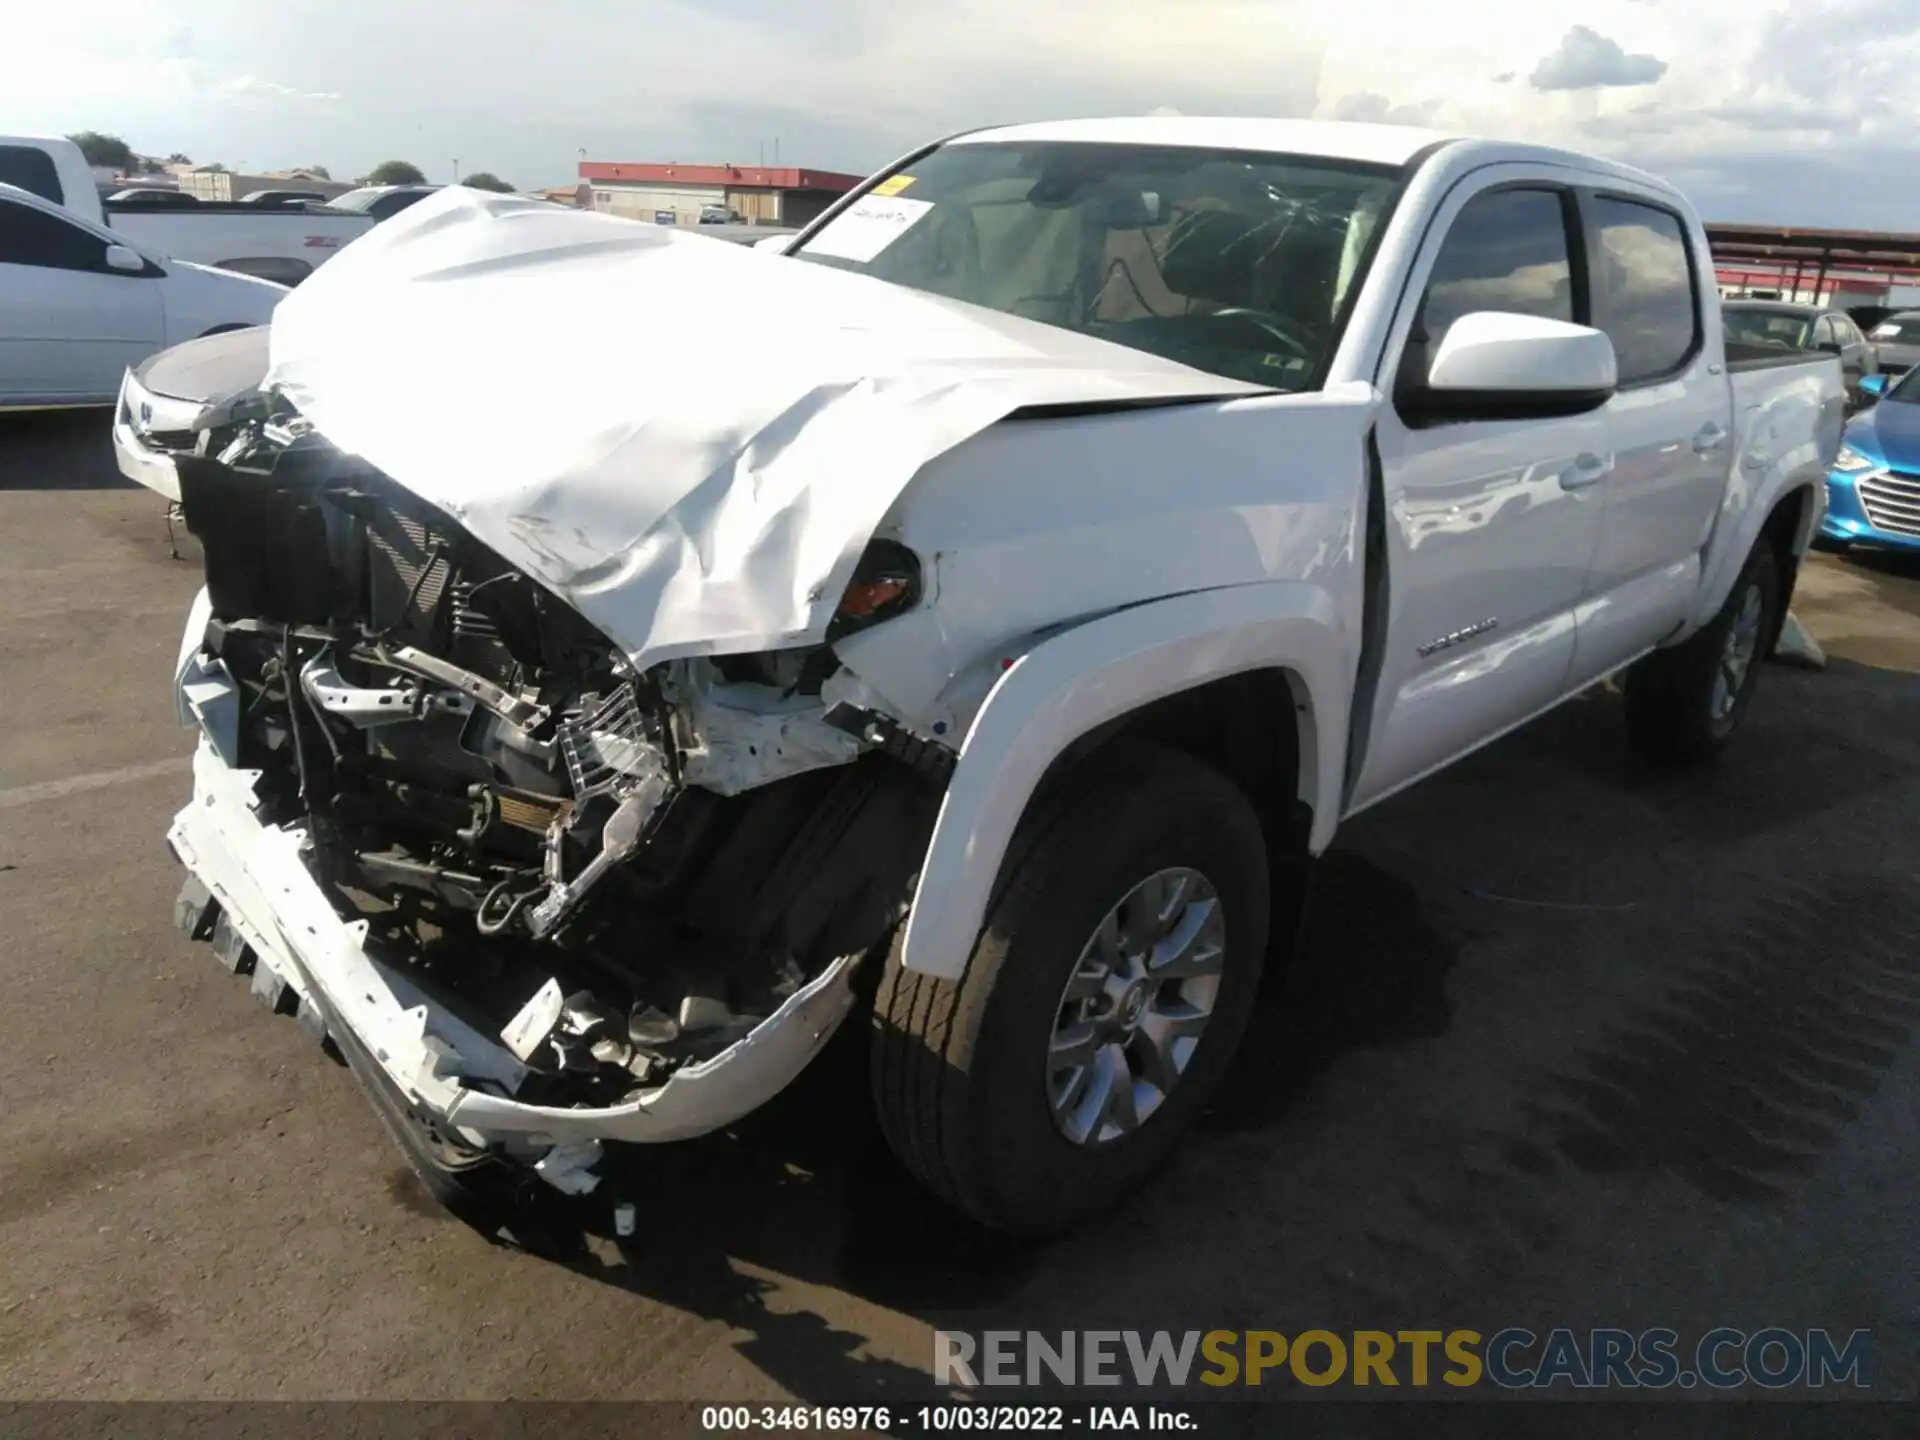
[557,685,665,801]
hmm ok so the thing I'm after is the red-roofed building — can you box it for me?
[579,159,865,228]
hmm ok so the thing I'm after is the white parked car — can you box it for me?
[134,121,1842,1234]
[0,182,284,408]
[0,136,375,286]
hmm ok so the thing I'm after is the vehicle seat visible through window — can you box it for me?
[1159,208,1348,329]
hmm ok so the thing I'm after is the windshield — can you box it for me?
[1722,307,1813,350]
[793,140,1403,390]
[1873,313,1920,340]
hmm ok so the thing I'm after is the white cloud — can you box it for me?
[1329,92,1442,126]
[1530,25,1668,90]
[221,75,342,104]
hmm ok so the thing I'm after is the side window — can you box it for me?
[1403,187,1575,389]
[0,145,64,204]
[1589,196,1698,384]
[1812,316,1837,348]
[0,200,112,272]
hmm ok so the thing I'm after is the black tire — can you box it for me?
[870,745,1271,1234]
[1624,539,1781,765]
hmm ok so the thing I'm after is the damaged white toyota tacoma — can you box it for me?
[122,118,1843,1234]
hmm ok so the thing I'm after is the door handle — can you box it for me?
[1560,452,1614,491]
[1692,423,1730,456]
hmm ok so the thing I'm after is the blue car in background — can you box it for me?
[1820,370,1920,553]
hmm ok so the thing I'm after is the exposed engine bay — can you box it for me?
[175,399,948,1113]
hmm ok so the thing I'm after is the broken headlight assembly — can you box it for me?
[827,539,922,640]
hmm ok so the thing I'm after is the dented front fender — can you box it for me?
[898,582,1354,979]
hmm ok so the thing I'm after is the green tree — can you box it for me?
[365,159,426,185]
[303,164,331,180]
[68,131,136,170]
[460,171,513,192]
[166,152,192,165]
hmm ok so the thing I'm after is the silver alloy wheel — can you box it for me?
[1712,580,1765,721]
[1047,866,1226,1146]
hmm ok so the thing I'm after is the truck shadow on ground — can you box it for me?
[0,410,135,490]
[1499,662,1907,849]
[1825,544,1920,585]
[418,850,1464,1408]
[399,650,1920,1408]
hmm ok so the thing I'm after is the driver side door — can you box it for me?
[1348,172,1610,811]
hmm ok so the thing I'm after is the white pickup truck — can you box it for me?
[1,136,373,285]
[139,118,1842,1235]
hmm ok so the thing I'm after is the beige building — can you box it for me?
[180,167,355,203]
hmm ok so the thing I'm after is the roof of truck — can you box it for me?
[951,118,1681,200]
[954,117,1452,167]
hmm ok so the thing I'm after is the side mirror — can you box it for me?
[1816,338,1844,355]
[1406,311,1617,423]
[104,244,146,274]
[1857,373,1888,403]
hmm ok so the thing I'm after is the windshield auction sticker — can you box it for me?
[802,196,934,262]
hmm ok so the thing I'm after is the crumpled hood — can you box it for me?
[266,188,1264,668]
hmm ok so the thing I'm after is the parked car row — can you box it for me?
[1721,299,1879,407]
[1712,298,1920,556]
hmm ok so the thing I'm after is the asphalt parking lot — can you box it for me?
[3,408,1920,1414]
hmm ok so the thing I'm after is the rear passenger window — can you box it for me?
[1404,188,1574,389]
[1591,197,1698,384]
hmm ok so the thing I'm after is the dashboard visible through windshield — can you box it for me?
[794,140,1403,391]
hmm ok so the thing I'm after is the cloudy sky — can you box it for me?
[13,0,1920,226]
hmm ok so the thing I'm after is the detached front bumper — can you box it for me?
[169,734,860,1171]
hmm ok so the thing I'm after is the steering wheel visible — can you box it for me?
[1202,306,1317,359]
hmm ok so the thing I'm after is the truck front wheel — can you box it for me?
[870,746,1270,1234]
[1623,539,1781,764]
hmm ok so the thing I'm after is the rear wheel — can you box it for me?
[870,746,1270,1234]
[1624,539,1781,764]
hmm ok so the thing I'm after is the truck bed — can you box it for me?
[1724,340,1842,374]
[106,206,373,286]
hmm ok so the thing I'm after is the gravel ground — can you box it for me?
[2,409,1917,1418]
